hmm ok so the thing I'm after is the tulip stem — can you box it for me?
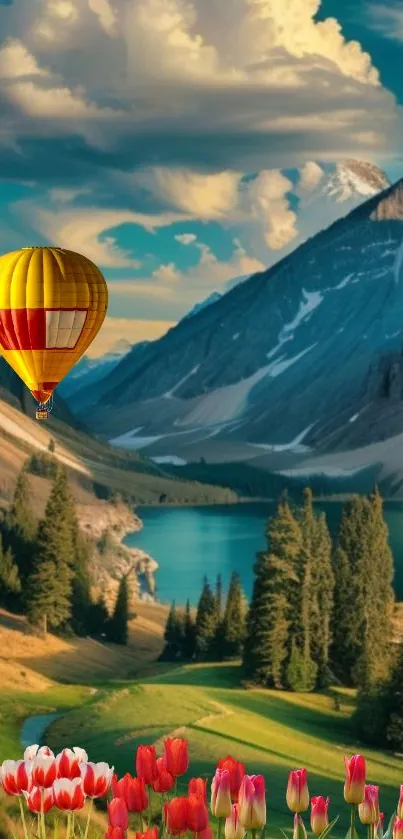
[350,805,356,839]
[66,812,71,839]
[41,788,47,839]
[83,799,93,839]
[71,813,75,838]
[218,817,224,839]
[18,795,29,839]
[148,785,152,825]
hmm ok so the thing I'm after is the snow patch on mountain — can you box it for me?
[163,365,200,399]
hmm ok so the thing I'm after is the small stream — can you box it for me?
[20,713,63,750]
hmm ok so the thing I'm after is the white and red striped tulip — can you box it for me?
[53,777,86,811]
[31,755,57,789]
[24,745,54,761]
[56,747,88,779]
[80,762,114,798]
[24,785,54,814]
[1,760,32,795]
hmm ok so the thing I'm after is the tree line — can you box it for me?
[0,461,128,644]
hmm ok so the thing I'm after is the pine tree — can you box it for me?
[311,512,334,685]
[221,572,246,658]
[3,468,37,583]
[26,468,75,632]
[330,492,394,688]
[70,532,94,636]
[88,594,110,636]
[0,534,21,608]
[293,489,317,687]
[183,599,196,660]
[195,577,218,660]
[160,601,185,660]
[107,575,129,645]
[243,499,302,687]
[330,545,352,683]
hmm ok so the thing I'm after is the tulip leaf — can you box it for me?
[280,828,290,839]
[319,816,340,839]
[383,812,396,839]
[345,827,359,839]
[261,825,266,839]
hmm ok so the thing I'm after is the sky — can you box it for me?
[0,0,402,355]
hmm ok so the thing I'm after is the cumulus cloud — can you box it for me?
[297,161,325,193]
[0,0,400,178]
[245,170,298,250]
[134,169,242,219]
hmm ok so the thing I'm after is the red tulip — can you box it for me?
[24,746,54,761]
[24,786,54,814]
[80,762,113,799]
[164,796,189,835]
[112,774,148,813]
[53,777,85,811]
[225,803,246,839]
[218,757,246,801]
[188,794,209,833]
[189,778,207,802]
[105,828,127,839]
[108,798,129,830]
[359,786,380,825]
[136,830,159,839]
[32,756,57,789]
[394,818,403,839]
[344,755,366,805]
[199,829,213,839]
[163,738,189,777]
[211,769,232,818]
[153,757,175,794]
[310,797,329,836]
[238,775,266,830]
[136,745,158,784]
[287,769,309,813]
[56,748,88,780]
[1,760,32,795]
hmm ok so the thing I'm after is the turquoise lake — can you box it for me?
[125,501,403,605]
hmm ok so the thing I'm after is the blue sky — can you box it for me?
[0,0,402,354]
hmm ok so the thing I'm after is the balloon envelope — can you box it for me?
[0,246,108,404]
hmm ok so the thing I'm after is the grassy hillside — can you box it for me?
[0,398,239,507]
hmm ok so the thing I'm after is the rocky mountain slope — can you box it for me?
[76,176,403,492]
[58,339,134,400]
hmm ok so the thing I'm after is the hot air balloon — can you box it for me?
[0,246,108,420]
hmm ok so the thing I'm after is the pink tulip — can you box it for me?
[398,787,403,819]
[394,818,403,839]
[238,775,266,830]
[108,798,129,830]
[56,747,88,780]
[225,803,246,839]
[310,797,329,836]
[24,786,54,814]
[31,756,57,789]
[1,760,32,796]
[80,762,114,799]
[376,813,385,839]
[344,755,366,805]
[53,777,86,811]
[287,769,309,813]
[211,769,232,818]
[359,786,380,825]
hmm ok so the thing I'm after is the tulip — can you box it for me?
[211,769,232,818]
[31,755,57,789]
[136,830,159,839]
[399,787,403,819]
[164,796,189,835]
[80,762,114,799]
[53,777,86,811]
[287,770,309,814]
[218,757,246,801]
[310,797,329,836]
[188,794,209,833]
[238,775,266,830]
[153,757,175,794]
[1,760,32,795]
[112,774,148,813]
[108,798,129,830]
[56,747,88,780]
[136,745,158,785]
[394,818,403,839]
[189,777,207,802]
[225,803,246,839]
[344,755,366,805]
[24,786,54,814]
[163,738,189,778]
[376,813,385,839]
[105,827,127,839]
[199,829,213,839]
[24,745,54,761]
[359,786,380,826]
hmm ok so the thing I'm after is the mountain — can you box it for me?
[322,160,390,202]
[75,176,403,492]
[58,339,134,400]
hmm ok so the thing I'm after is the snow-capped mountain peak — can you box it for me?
[325,159,390,203]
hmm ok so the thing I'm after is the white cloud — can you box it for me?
[367,3,403,42]
[88,316,175,356]
[0,38,49,78]
[298,161,325,193]
[134,169,242,219]
[89,0,118,36]
[175,233,197,245]
[245,170,298,250]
